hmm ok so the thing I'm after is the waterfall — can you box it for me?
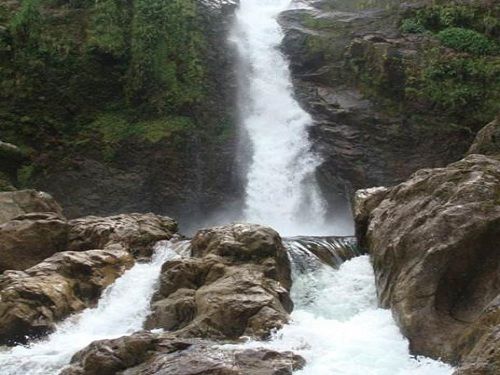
[231,0,334,236]
[222,244,454,375]
[0,240,190,375]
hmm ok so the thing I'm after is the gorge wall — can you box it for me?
[0,0,242,227]
[279,0,499,208]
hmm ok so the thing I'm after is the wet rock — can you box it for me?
[0,141,28,190]
[356,154,500,368]
[0,189,64,224]
[353,187,390,250]
[0,249,134,345]
[278,0,473,209]
[467,116,500,157]
[68,213,178,257]
[145,224,293,340]
[0,213,69,272]
[61,331,305,375]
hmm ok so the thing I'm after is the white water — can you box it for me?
[224,255,454,375]
[0,240,189,375]
[231,0,333,236]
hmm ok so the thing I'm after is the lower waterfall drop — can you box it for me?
[0,240,189,375]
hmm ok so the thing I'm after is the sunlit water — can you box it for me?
[223,254,454,375]
[0,240,189,375]
[231,0,338,236]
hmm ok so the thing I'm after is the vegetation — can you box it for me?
[0,0,227,185]
[437,27,498,55]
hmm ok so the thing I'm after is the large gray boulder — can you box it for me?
[0,213,69,272]
[0,249,134,345]
[355,154,500,373]
[61,331,305,375]
[68,213,178,257]
[145,224,293,340]
[0,190,64,224]
[467,116,500,157]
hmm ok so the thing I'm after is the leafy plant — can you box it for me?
[437,27,498,55]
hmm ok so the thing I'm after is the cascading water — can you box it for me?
[224,244,454,375]
[0,240,190,375]
[231,0,334,236]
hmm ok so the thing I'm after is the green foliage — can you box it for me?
[400,18,426,34]
[437,27,498,55]
[407,4,500,37]
[86,0,128,58]
[407,54,500,125]
[126,0,205,114]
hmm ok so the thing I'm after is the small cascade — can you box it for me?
[0,239,190,375]
[285,236,359,272]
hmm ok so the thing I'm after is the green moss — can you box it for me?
[17,164,34,188]
[437,27,498,55]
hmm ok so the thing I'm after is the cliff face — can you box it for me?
[279,0,499,206]
[0,0,242,225]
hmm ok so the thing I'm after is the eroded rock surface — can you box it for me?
[468,116,500,157]
[0,190,64,224]
[68,213,177,257]
[355,154,500,372]
[145,224,293,340]
[0,249,134,345]
[0,213,69,272]
[61,331,305,375]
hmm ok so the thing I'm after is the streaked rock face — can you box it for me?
[145,223,293,340]
[355,154,500,373]
[0,249,134,345]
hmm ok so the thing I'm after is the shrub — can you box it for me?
[437,27,498,55]
[401,18,426,34]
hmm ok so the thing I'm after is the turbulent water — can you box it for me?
[231,0,333,236]
[0,240,189,375]
[224,251,454,375]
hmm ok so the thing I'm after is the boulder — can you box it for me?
[0,189,64,224]
[0,249,134,345]
[68,213,178,257]
[145,224,293,340]
[0,213,69,272]
[356,154,500,369]
[467,116,500,157]
[61,331,305,375]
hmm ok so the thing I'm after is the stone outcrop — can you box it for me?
[0,189,64,224]
[0,249,134,345]
[0,141,27,191]
[278,0,482,208]
[61,331,305,375]
[145,224,293,340]
[355,154,500,372]
[68,213,178,257]
[0,213,69,272]
[468,116,500,157]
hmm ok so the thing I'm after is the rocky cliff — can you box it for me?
[354,119,500,373]
[279,0,499,207]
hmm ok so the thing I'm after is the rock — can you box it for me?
[0,189,64,224]
[68,213,178,257]
[0,249,134,345]
[353,186,390,250]
[357,154,500,368]
[0,213,69,272]
[61,331,305,375]
[145,224,293,340]
[278,0,474,210]
[0,141,28,188]
[467,116,500,157]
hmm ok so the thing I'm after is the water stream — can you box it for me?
[0,240,190,375]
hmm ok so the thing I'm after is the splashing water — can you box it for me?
[0,240,189,375]
[231,0,333,236]
[223,253,454,375]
